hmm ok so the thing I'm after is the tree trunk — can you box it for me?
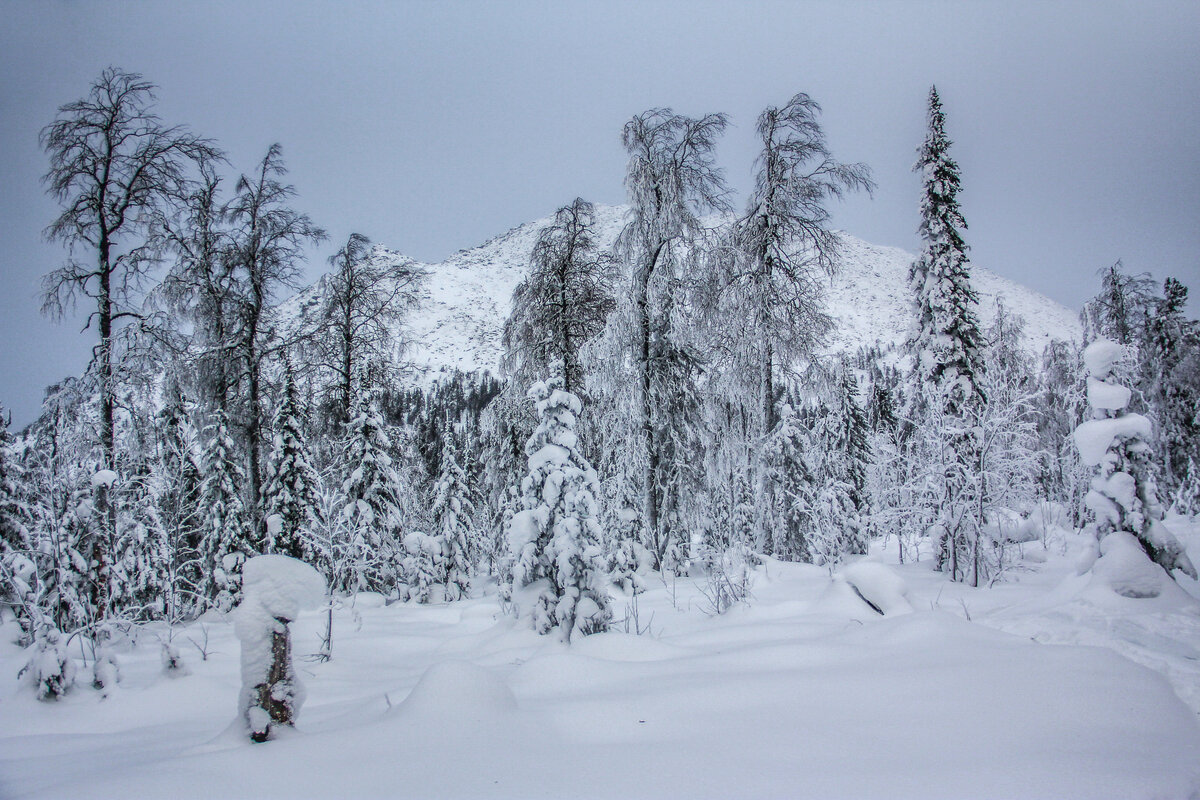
[250,617,294,743]
[94,237,115,618]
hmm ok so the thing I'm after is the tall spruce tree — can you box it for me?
[909,86,984,413]
[430,424,476,600]
[264,364,320,561]
[339,385,405,592]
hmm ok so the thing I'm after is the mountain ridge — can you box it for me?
[279,204,1081,383]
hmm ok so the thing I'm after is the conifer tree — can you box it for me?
[507,363,611,641]
[909,86,985,413]
[430,423,476,600]
[264,364,320,561]
[1074,338,1195,579]
[198,408,255,609]
[908,86,986,580]
[339,386,405,592]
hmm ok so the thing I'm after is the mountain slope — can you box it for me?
[282,204,1080,381]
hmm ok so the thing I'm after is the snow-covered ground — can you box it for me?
[3,519,1199,800]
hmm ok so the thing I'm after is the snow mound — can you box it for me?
[241,555,326,622]
[1083,338,1124,377]
[90,469,117,489]
[839,561,913,616]
[1090,532,1166,599]
[811,561,912,619]
[398,660,517,720]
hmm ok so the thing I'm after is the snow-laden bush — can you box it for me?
[608,536,649,595]
[1073,338,1196,582]
[19,628,74,700]
[400,531,444,604]
[235,555,325,742]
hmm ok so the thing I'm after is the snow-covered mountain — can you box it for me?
[280,204,1080,381]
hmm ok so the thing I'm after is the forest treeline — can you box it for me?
[1,71,1197,688]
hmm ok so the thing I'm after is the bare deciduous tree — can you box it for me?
[40,67,219,614]
[503,197,615,395]
[320,233,426,425]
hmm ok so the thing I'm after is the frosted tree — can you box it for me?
[814,366,872,556]
[907,86,986,581]
[319,233,426,425]
[761,404,814,562]
[339,387,405,592]
[224,144,325,527]
[618,108,730,567]
[702,94,872,544]
[430,424,476,600]
[0,404,31,558]
[503,198,616,394]
[1141,277,1200,500]
[155,157,238,414]
[198,408,255,609]
[39,68,220,616]
[909,86,985,411]
[1082,261,1155,347]
[264,364,320,561]
[507,364,611,641]
[1074,338,1196,579]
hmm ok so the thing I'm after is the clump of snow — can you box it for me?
[1086,376,1131,411]
[1082,338,1125,378]
[838,560,912,616]
[19,629,74,700]
[264,514,284,540]
[1073,415,1153,466]
[241,554,325,623]
[90,469,118,489]
[91,647,119,696]
[1089,532,1165,599]
[983,508,1038,544]
[235,555,325,740]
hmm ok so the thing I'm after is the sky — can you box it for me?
[1,0,1197,428]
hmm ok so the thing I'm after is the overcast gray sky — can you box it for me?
[2,0,1198,428]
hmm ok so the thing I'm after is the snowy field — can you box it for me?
[3,520,1200,800]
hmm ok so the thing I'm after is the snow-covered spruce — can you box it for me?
[198,409,256,610]
[430,426,476,601]
[264,365,321,562]
[1073,338,1196,581]
[235,555,325,742]
[339,389,406,594]
[507,366,611,641]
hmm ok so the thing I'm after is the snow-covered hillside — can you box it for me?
[280,205,1080,382]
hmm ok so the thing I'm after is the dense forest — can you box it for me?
[2,69,1198,710]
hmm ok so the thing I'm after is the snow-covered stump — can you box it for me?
[1073,338,1197,586]
[235,555,325,743]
